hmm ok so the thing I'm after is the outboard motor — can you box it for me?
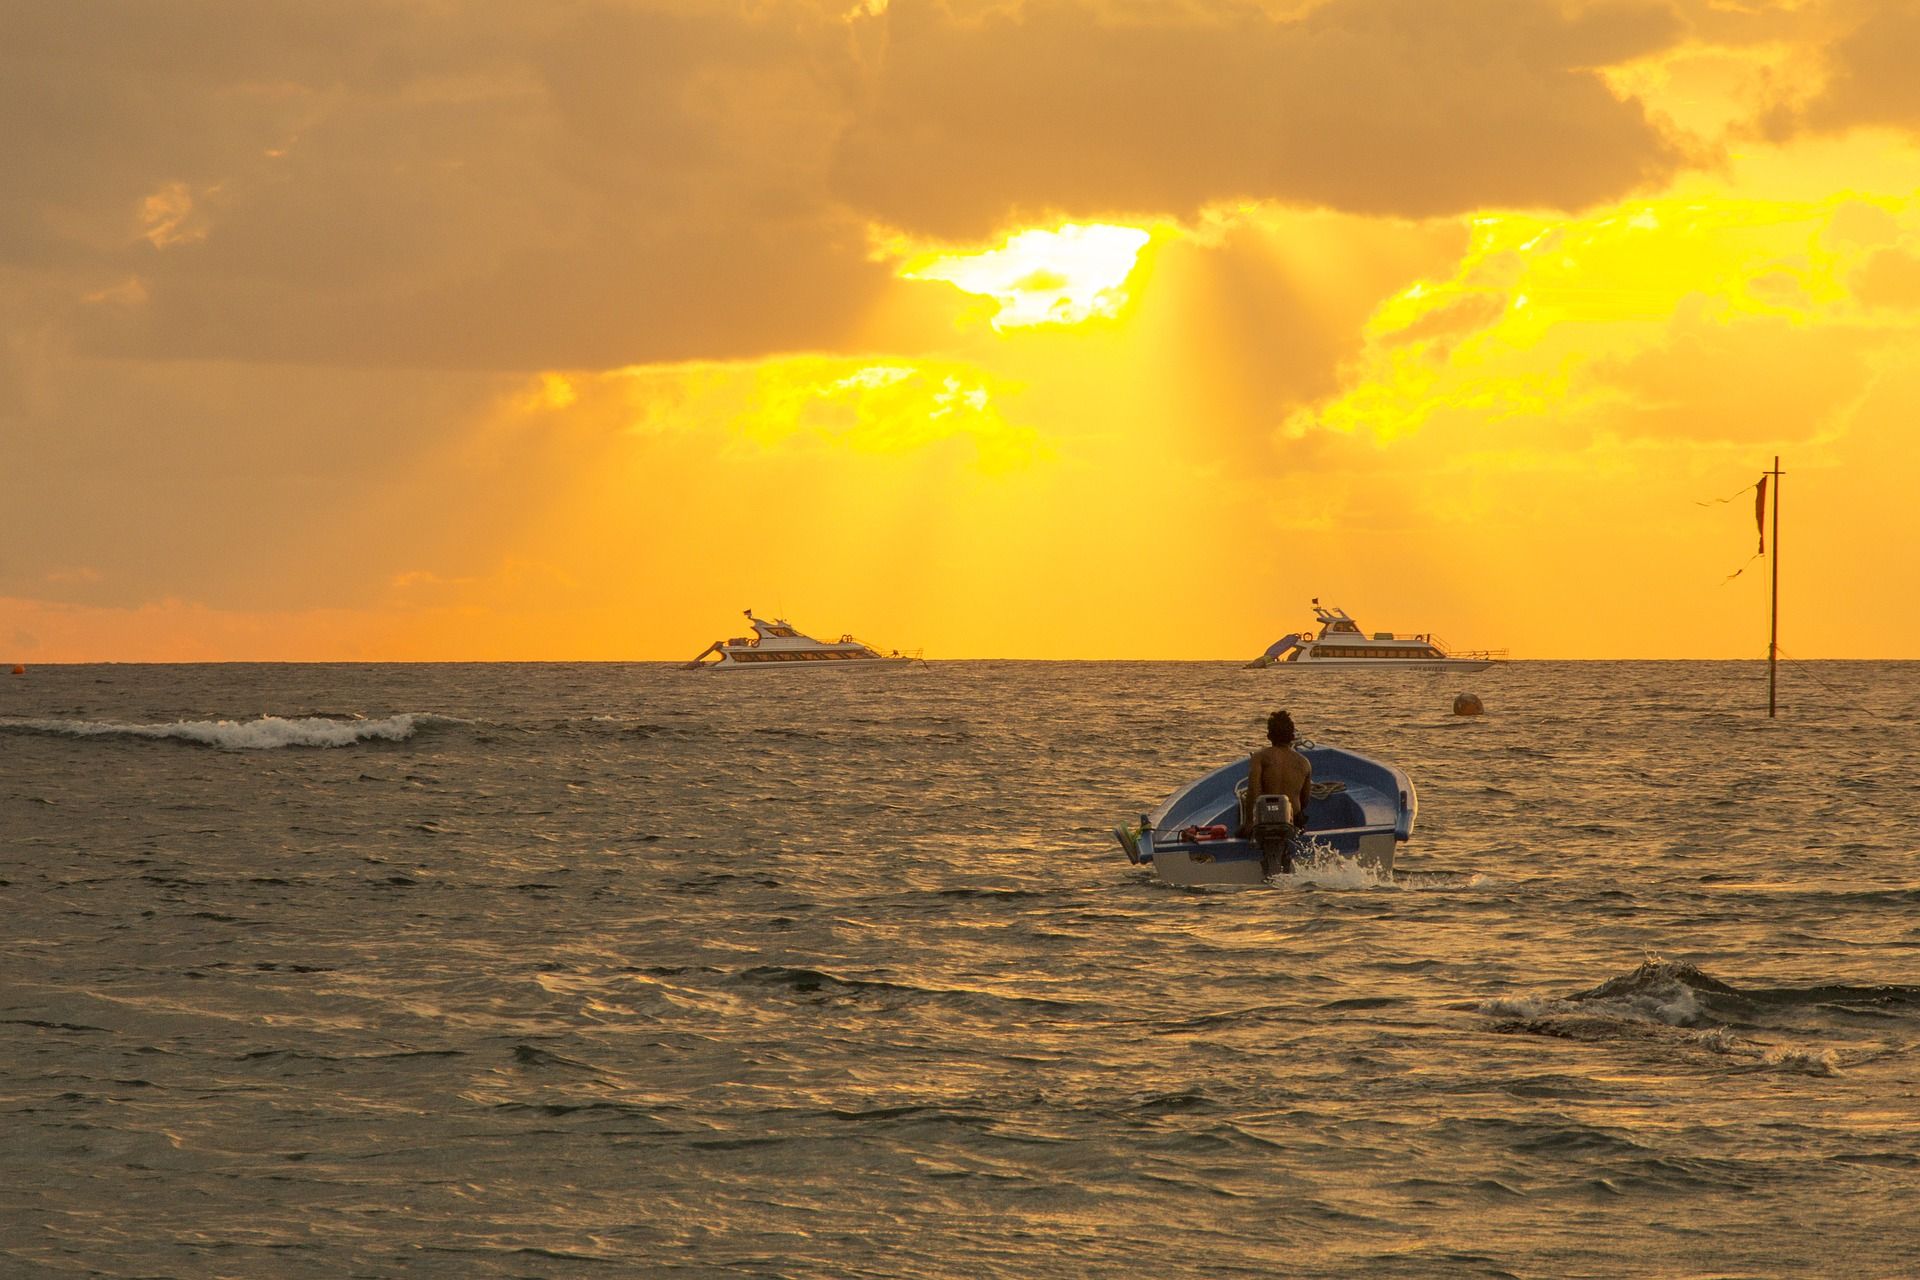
[1249,794,1298,875]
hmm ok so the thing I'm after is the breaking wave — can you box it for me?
[0,713,464,750]
[1476,958,1913,1074]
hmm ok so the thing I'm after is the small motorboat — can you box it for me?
[1115,742,1417,887]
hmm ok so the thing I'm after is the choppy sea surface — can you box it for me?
[3,661,1917,1279]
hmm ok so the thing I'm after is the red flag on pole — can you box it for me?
[1755,475,1767,554]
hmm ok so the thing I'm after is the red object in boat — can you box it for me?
[1178,824,1230,843]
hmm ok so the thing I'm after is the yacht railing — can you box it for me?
[1420,634,1510,661]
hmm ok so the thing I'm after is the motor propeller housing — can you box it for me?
[1249,794,1298,874]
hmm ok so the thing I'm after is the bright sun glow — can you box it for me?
[1289,178,1920,444]
[903,223,1152,329]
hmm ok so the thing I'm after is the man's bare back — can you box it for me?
[1243,744,1311,833]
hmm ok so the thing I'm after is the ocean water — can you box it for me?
[3,660,1917,1278]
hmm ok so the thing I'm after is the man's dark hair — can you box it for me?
[1267,710,1295,746]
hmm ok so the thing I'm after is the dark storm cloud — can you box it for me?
[1800,1,1920,134]
[0,0,1689,373]
[832,0,1687,240]
[1,1,900,370]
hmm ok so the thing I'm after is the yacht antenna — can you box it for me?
[1766,456,1782,718]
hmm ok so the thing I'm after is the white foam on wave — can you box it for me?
[1274,841,1503,892]
[1761,1043,1842,1076]
[1692,1026,1742,1054]
[1400,870,1499,891]
[1683,1026,1843,1074]
[1474,985,1705,1028]
[1478,995,1557,1019]
[0,713,462,750]
[1615,980,1708,1027]
[1283,846,1394,890]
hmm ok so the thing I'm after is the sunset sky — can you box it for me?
[5,0,1918,660]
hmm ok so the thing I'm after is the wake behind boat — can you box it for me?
[1115,742,1417,887]
[685,611,923,671]
[1248,602,1505,671]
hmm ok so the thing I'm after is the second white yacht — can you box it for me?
[1248,602,1505,671]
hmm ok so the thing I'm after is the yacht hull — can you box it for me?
[1273,658,1496,671]
[695,657,921,673]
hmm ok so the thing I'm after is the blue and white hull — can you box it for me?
[1116,744,1417,887]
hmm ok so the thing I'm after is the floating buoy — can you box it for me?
[8,664,22,676]
[1452,692,1483,716]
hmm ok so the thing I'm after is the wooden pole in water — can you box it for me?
[1768,455,1782,718]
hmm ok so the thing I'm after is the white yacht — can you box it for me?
[1248,602,1505,671]
[685,611,922,671]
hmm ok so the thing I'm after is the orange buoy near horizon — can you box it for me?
[8,664,23,676]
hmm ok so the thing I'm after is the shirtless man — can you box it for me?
[1242,709,1312,840]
